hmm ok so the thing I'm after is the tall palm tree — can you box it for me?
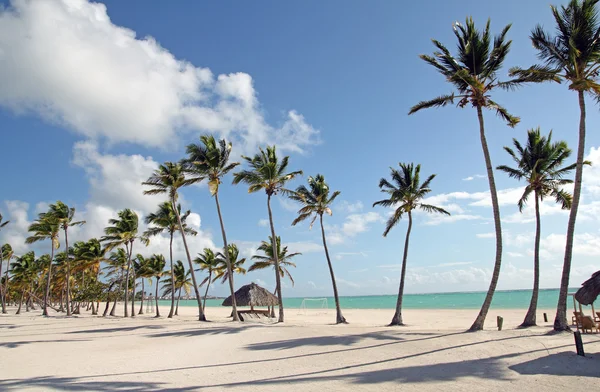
[0,215,9,313]
[289,174,347,324]
[1,243,13,314]
[143,162,206,321]
[409,18,522,331]
[101,209,146,318]
[233,146,302,322]
[498,129,578,327]
[148,254,166,318]
[144,201,197,318]
[249,236,301,293]
[373,163,450,326]
[47,201,85,316]
[184,135,241,320]
[163,260,192,316]
[214,244,247,285]
[26,213,60,316]
[509,0,600,331]
[133,254,153,315]
[73,238,107,315]
[194,248,219,312]
[104,248,128,316]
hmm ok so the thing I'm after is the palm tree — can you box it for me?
[73,239,107,315]
[104,248,128,316]
[1,243,13,314]
[143,162,206,321]
[249,236,301,294]
[214,244,247,284]
[101,209,146,318]
[0,215,9,313]
[497,129,578,327]
[133,254,152,315]
[10,252,36,314]
[144,201,197,318]
[184,135,242,321]
[194,248,219,312]
[509,0,600,331]
[26,213,60,316]
[163,260,192,316]
[409,18,523,331]
[289,174,347,324]
[47,201,85,316]
[148,254,166,317]
[373,163,450,326]
[233,146,302,322]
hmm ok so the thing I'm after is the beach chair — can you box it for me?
[573,311,584,329]
[595,312,600,324]
[580,316,600,334]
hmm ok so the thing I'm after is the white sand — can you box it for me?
[1,304,599,391]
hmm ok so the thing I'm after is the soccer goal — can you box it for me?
[299,298,329,314]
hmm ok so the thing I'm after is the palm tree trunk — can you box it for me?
[203,272,212,312]
[138,278,145,315]
[319,215,347,324]
[554,90,586,331]
[521,192,541,327]
[3,263,9,313]
[172,197,206,321]
[65,228,71,317]
[390,211,413,326]
[43,244,55,317]
[176,287,181,316]
[168,232,175,318]
[267,195,285,323]
[123,241,134,318]
[215,193,240,321]
[155,277,160,317]
[16,289,24,314]
[130,264,136,318]
[0,248,6,314]
[110,270,122,316]
[469,106,503,332]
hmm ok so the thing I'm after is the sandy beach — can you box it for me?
[1,305,598,391]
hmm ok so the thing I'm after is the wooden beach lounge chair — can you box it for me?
[595,312,600,323]
[580,315,600,334]
[573,311,584,328]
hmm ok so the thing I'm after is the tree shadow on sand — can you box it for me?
[244,331,407,351]
[0,376,196,391]
[68,325,164,334]
[510,351,600,378]
[147,325,262,338]
[0,339,90,349]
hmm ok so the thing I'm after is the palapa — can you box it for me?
[222,283,278,307]
[575,270,600,306]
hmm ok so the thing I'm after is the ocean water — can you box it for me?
[157,288,583,310]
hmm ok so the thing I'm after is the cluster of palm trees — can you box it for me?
[1,1,598,332]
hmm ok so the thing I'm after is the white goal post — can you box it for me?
[299,298,329,313]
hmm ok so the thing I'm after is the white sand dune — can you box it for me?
[0,305,598,391]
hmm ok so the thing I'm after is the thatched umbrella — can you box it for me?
[575,270,600,306]
[222,283,278,310]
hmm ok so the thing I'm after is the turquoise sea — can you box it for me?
[158,288,583,310]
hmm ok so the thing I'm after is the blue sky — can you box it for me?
[1,0,600,298]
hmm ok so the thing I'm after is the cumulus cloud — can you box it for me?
[257,219,269,227]
[0,0,319,154]
[462,174,486,181]
[326,212,384,244]
[337,201,364,214]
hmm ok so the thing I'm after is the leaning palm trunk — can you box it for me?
[469,106,503,332]
[215,193,239,321]
[130,267,136,318]
[267,195,284,322]
[110,270,123,316]
[0,249,5,314]
[203,271,212,312]
[123,242,134,318]
[16,289,25,314]
[168,233,175,318]
[390,212,413,326]
[555,91,587,331]
[3,266,9,313]
[176,287,182,316]
[172,198,206,321]
[65,228,71,316]
[320,215,347,324]
[154,277,160,317]
[522,193,541,327]
[138,278,145,315]
[43,245,56,317]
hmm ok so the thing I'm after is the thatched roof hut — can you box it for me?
[222,283,278,307]
[575,270,600,305]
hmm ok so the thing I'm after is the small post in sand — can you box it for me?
[574,331,585,356]
[496,316,503,331]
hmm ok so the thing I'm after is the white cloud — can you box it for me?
[337,201,364,214]
[436,261,473,267]
[507,251,524,258]
[278,197,298,212]
[326,212,383,245]
[0,201,31,254]
[254,278,267,287]
[286,241,323,254]
[476,232,495,239]
[258,219,269,227]
[335,251,367,260]
[462,174,486,181]
[423,213,483,226]
[0,0,318,153]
